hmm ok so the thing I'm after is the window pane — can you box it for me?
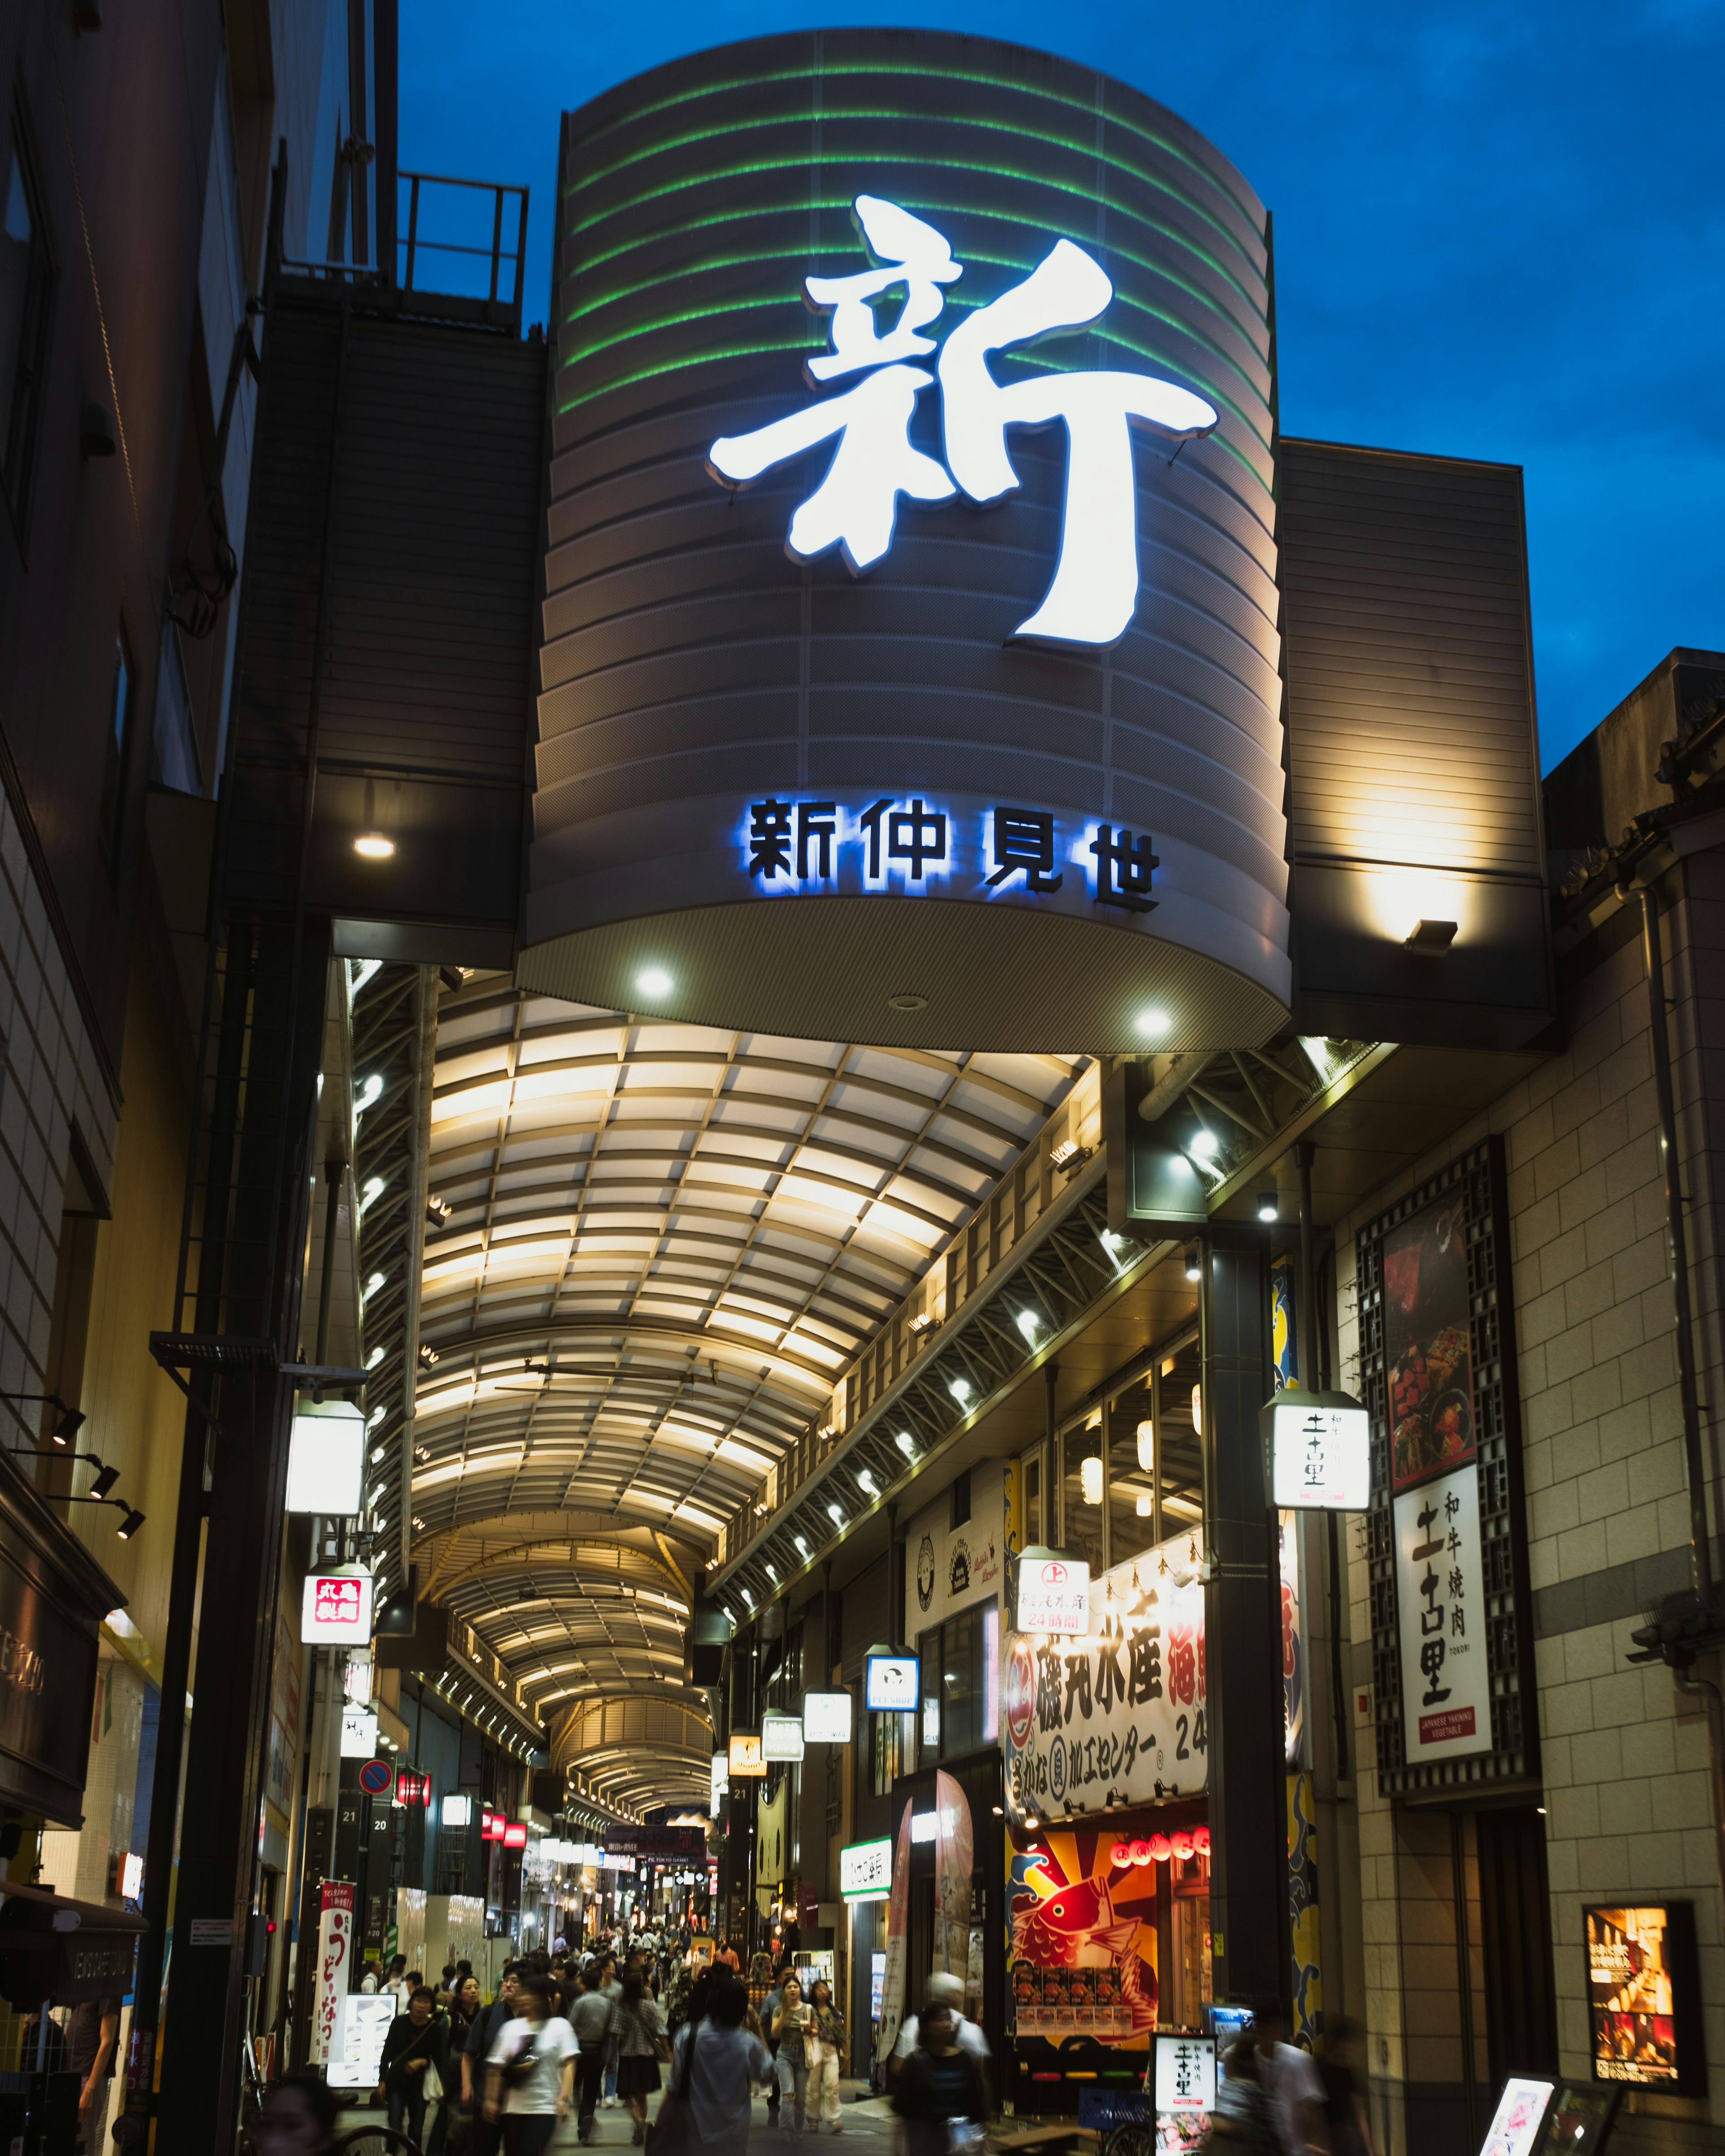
[1108,1383,1159,1565]
[99,633,132,868]
[943,1607,977,1757]
[1061,1420,1105,1577]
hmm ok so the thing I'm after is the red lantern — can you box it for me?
[1170,1829,1194,1861]
[504,1822,528,1849]
[1130,1839,1153,1867]
[1192,1825,1211,1856]
[1147,1832,1172,1862]
[482,1808,504,1842]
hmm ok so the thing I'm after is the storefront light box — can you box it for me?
[1016,1550,1090,1634]
[284,1404,366,1516]
[840,1837,893,1902]
[802,1689,853,1744]
[301,1566,373,1645]
[728,1732,767,1777]
[1585,1903,1705,2094]
[339,1706,378,1758]
[761,1711,805,1763]
[865,1651,919,1711]
[1269,1398,1370,1511]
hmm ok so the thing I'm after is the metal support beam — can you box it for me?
[1201,1226,1290,2010]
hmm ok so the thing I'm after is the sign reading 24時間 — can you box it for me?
[708,196,1218,648]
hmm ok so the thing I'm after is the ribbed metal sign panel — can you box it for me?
[522,30,1289,1053]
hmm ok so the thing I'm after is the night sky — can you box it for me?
[401,0,1723,773]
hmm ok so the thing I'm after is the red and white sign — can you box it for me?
[301,1567,374,1645]
[1004,1637,1037,1748]
[1016,1554,1090,1634]
[311,1881,356,2064]
[1393,1463,1492,1765]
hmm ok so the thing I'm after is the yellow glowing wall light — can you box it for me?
[1360,868,1475,949]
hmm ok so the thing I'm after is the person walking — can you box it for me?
[599,1953,623,2108]
[669,1974,774,2156]
[569,1963,615,2143]
[806,1978,847,2135]
[378,1986,450,2148]
[890,2001,987,2156]
[770,1974,814,2135]
[1253,2006,1329,2156]
[613,1967,671,2146]
[714,1936,740,1971]
[462,1963,522,2155]
[484,1972,578,2156]
[449,1974,484,2054]
[1318,2016,1372,2156]
[891,1974,990,2112]
[1212,2036,1282,2156]
[761,1962,788,2132]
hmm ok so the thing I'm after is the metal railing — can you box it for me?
[398,170,529,328]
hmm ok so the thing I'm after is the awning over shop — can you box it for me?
[0,1878,148,2007]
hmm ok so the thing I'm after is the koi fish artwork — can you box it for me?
[1010,1836,1159,2029]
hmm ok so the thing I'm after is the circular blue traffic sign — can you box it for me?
[359,1758,391,1795]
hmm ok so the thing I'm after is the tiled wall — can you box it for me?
[1336,872,1725,2155]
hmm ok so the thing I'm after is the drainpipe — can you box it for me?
[1617,878,1713,1608]
[1675,1670,1725,1939]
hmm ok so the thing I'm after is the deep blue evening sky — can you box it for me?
[401,0,1722,773]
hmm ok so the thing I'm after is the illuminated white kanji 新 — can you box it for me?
[707,365,955,573]
[939,239,1219,645]
[803,195,961,380]
[706,197,1219,645]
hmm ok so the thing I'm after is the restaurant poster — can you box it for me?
[1382,1186,1475,1492]
[874,1798,914,2065]
[1393,1462,1492,1763]
[1004,1530,1207,1820]
[1480,2078,1555,2156]
[1586,1903,1703,2092]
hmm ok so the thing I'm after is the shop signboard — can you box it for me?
[761,1710,805,1763]
[1477,2079,1554,2156]
[340,1707,378,1758]
[284,1403,366,1515]
[301,1566,373,1646]
[1154,2033,1216,2116]
[1361,1141,1537,1794]
[1585,1903,1703,2093]
[1270,1401,1370,1510]
[1004,1531,1207,1820]
[840,1837,892,1903]
[1392,1464,1491,1764]
[802,1689,853,1745]
[710,1749,728,1816]
[326,1992,398,2089]
[865,1652,918,1712]
[727,1732,766,1777]
[1016,1552,1091,1635]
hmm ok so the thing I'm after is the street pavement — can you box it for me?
[333,2082,898,2146]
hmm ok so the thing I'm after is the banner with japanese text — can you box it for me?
[1004,1531,1206,1820]
[311,1881,356,2065]
[1393,1462,1492,1763]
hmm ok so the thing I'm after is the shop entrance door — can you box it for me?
[1476,1805,1557,2079]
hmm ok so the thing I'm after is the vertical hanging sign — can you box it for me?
[312,1880,356,2064]
[1393,1463,1491,1762]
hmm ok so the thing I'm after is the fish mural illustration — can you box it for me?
[1009,1831,1160,2031]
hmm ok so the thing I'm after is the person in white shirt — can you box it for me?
[893,1971,990,2105]
[1253,2006,1328,2156]
[485,1972,578,2156]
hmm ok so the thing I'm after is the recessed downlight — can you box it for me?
[1135,1007,1170,1039]
[354,833,395,859]
[637,968,672,997]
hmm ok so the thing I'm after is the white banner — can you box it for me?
[1003,1532,1206,1819]
[1394,1462,1492,1764]
[311,1882,355,2065]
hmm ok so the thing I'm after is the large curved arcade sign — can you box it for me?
[523,33,1287,1052]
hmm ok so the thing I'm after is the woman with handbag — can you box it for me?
[805,1979,848,2135]
[379,1986,451,2148]
[613,1970,671,2147]
[485,1972,578,2156]
[890,2002,987,2156]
